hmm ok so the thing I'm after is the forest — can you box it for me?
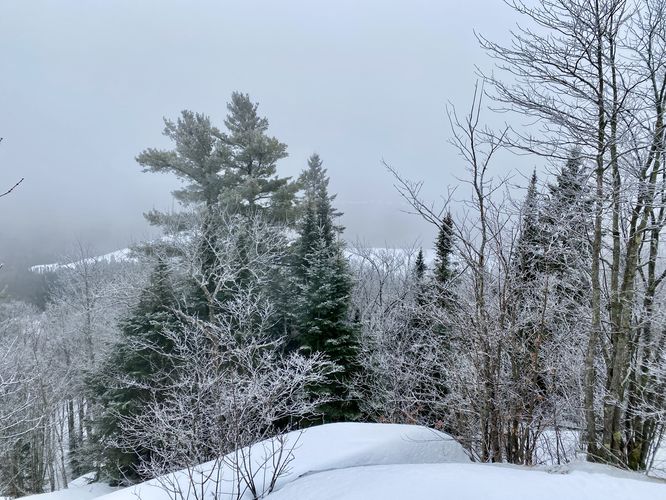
[2,0,666,497]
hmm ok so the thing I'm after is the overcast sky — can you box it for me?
[0,0,535,263]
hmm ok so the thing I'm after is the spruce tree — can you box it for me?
[514,171,545,282]
[296,153,342,257]
[415,248,426,281]
[92,259,180,483]
[540,150,592,357]
[298,237,359,422]
[510,170,550,434]
[542,149,592,280]
[414,248,427,309]
[433,213,455,307]
[294,154,359,422]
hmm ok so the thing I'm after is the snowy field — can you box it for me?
[19,423,666,500]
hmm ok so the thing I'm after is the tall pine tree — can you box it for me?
[542,149,592,281]
[136,111,227,217]
[137,93,297,319]
[220,92,297,221]
[136,92,297,225]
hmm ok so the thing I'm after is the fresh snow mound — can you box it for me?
[277,422,470,471]
[267,462,666,500]
[95,423,468,500]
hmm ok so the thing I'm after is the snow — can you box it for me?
[30,249,136,274]
[17,424,666,500]
[533,428,581,465]
[95,423,468,500]
[29,246,435,274]
[20,474,118,500]
[651,441,666,479]
[268,462,666,500]
[268,422,470,471]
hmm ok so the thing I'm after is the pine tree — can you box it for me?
[505,171,550,463]
[136,110,227,216]
[92,259,180,483]
[298,237,359,422]
[294,154,359,422]
[415,248,426,281]
[220,92,297,221]
[511,171,549,333]
[137,93,297,321]
[137,92,297,225]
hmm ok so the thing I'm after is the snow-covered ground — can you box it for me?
[21,474,118,500]
[96,423,468,500]
[19,423,666,500]
[652,442,666,479]
[269,461,666,500]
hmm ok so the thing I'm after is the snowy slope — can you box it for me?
[268,462,666,500]
[14,424,666,500]
[95,423,468,500]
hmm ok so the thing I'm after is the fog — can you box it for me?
[0,0,530,268]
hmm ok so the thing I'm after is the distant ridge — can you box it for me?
[30,248,136,274]
[30,245,438,274]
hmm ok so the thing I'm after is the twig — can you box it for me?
[0,178,24,198]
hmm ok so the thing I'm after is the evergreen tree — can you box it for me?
[506,171,550,462]
[295,154,342,266]
[514,171,545,283]
[298,237,359,422]
[414,248,427,309]
[220,92,297,221]
[92,260,180,483]
[294,154,358,422]
[433,213,455,307]
[542,149,592,280]
[137,93,297,320]
[137,92,297,224]
[415,248,426,281]
[136,110,228,216]
[540,150,593,354]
